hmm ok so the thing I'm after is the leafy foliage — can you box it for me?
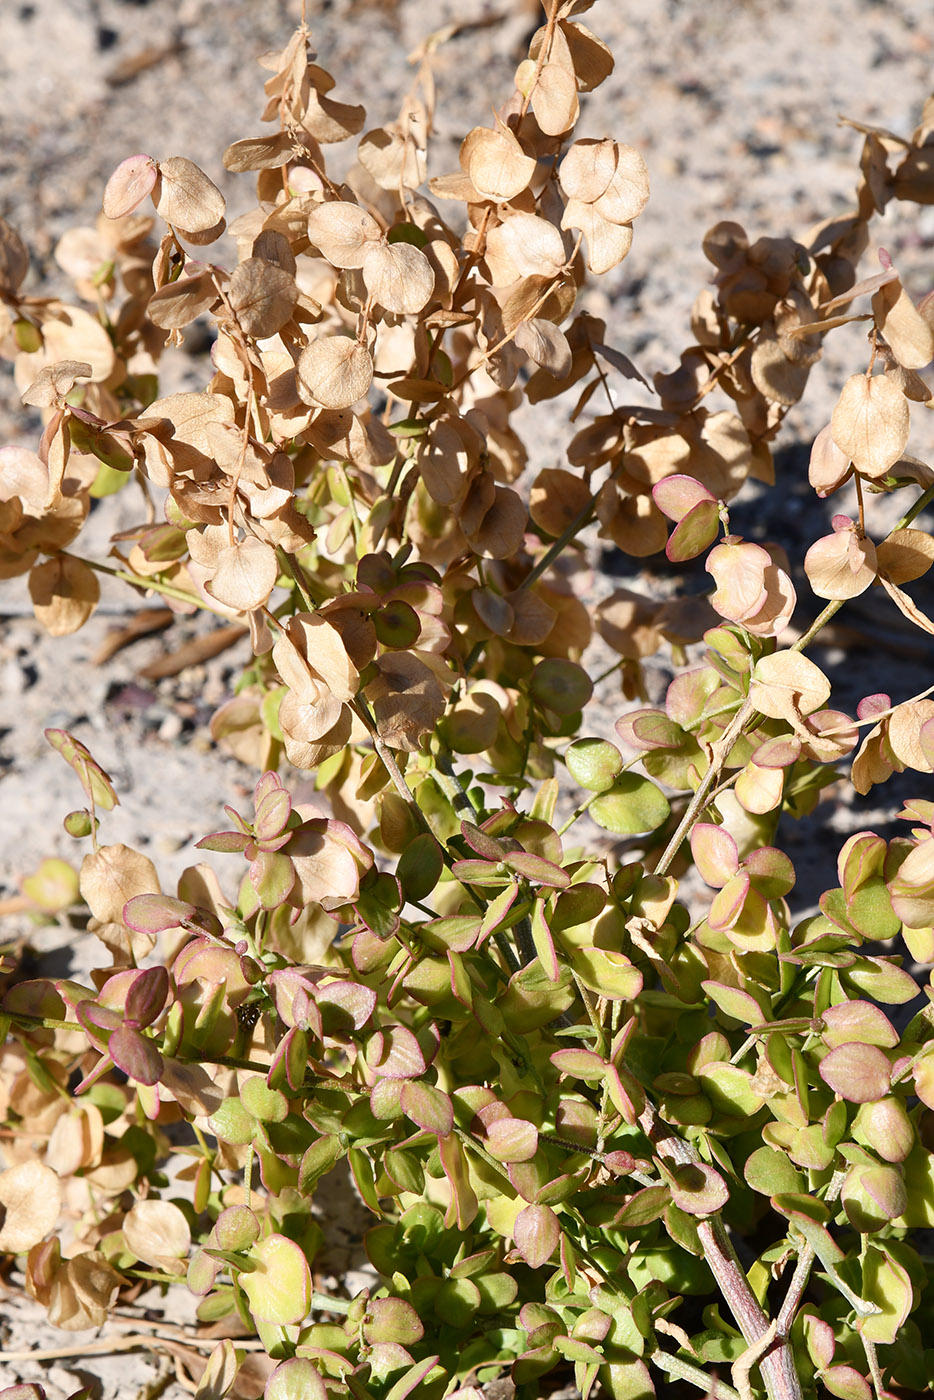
[2,4,934,1400]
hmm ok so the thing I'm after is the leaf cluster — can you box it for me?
[2,5,934,1400]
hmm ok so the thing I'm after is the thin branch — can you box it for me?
[651,1349,741,1400]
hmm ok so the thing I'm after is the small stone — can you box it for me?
[158,713,183,743]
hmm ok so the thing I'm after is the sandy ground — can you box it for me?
[1,0,933,1394]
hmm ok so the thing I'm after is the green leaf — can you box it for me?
[396,834,443,902]
[859,1245,912,1344]
[240,1235,311,1325]
[744,1146,804,1196]
[590,774,670,835]
[209,1097,256,1146]
[566,738,623,792]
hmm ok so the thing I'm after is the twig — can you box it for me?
[651,1349,741,1400]
[733,1321,779,1400]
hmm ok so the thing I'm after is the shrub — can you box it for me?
[2,4,934,1399]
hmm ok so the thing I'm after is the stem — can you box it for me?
[516,491,597,594]
[650,1349,741,1400]
[61,552,222,614]
[790,598,843,653]
[518,0,560,120]
[639,1102,803,1400]
[653,698,753,876]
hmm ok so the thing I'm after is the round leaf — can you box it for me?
[590,773,670,834]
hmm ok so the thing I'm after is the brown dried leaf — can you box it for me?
[102,154,157,220]
[875,528,934,583]
[80,843,160,928]
[275,612,360,703]
[207,536,278,612]
[872,277,934,369]
[21,360,93,409]
[750,325,811,405]
[155,156,226,233]
[831,373,910,479]
[0,216,29,291]
[879,574,934,635]
[307,200,382,269]
[751,652,831,724]
[887,699,934,772]
[297,337,373,409]
[417,420,472,506]
[496,212,567,283]
[462,482,528,559]
[358,126,426,191]
[0,446,51,511]
[592,144,650,225]
[559,138,617,202]
[598,486,668,557]
[808,422,851,496]
[804,526,877,600]
[229,257,299,338]
[461,126,537,202]
[514,318,572,377]
[366,652,446,751]
[561,20,614,89]
[223,131,295,172]
[148,271,218,330]
[138,391,236,474]
[49,1253,122,1331]
[529,467,591,536]
[29,554,100,635]
[531,62,580,136]
[362,241,435,315]
[302,87,366,144]
[123,1199,191,1272]
[0,1161,61,1251]
[561,198,632,274]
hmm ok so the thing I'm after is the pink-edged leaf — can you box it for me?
[701,980,769,1027]
[451,858,510,887]
[622,710,685,751]
[196,830,251,853]
[652,474,716,522]
[110,1025,163,1085]
[460,820,507,860]
[400,1080,454,1135]
[254,786,292,843]
[249,850,295,909]
[708,869,750,929]
[666,499,721,562]
[690,822,739,888]
[77,1000,121,1034]
[125,966,168,1028]
[506,852,570,888]
[819,1042,892,1102]
[485,1117,539,1162]
[743,846,795,899]
[315,980,377,1032]
[668,1161,729,1216]
[265,1358,328,1400]
[530,899,560,981]
[479,883,518,941]
[103,154,157,219]
[513,1203,560,1268]
[370,1077,404,1120]
[550,1048,606,1081]
[366,1024,426,1079]
[123,893,199,935]
[751,735,801,768]
[822,1001,898,1049]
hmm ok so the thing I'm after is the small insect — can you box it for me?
[236,1001,261,1030]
